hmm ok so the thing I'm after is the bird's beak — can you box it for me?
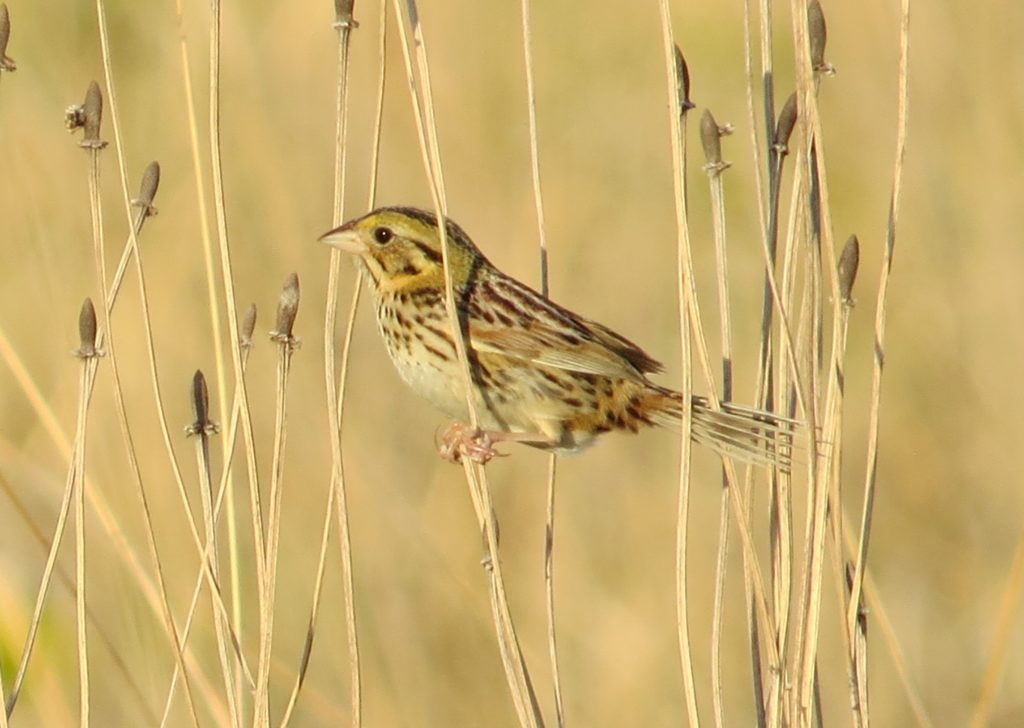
[319,226,368,255]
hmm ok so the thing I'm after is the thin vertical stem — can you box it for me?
[846,6,911,717]
[520,1,563,724]
[320,3,362,724]
[190,376,241,728]
[161,335,257,726]
[79,144,107,728]
[656,9,699,724]
[392,2,542,724]
[73,366,90,728]
[170,0,240,681]
[702,110,734,728]
[971,537,1024,728]
[208,1,268,676]
[93,2,240,719]
[254,279,301,725]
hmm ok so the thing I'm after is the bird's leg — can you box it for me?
[438,423,500,464]
[437,423,557,464]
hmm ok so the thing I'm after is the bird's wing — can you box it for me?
[467,280,663,379]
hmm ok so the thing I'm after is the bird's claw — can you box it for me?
[437,423,505,465]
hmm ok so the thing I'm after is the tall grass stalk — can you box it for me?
[391,1,544,725]
[161,313,258,726]
[170,0,242,675]
[189,371,242,728]
[701,109,735,728]
[656,7,700,723]
[518,1,565,724]
[253,277,301,725]
[94,2,248,718]
[317,2,363,724]
[207,3,268,689]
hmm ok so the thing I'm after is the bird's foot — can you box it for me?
[437,423,505,465]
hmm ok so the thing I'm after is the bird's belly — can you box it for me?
[390,345,467,418]
[378,319,509,431]
[375,307,633,449]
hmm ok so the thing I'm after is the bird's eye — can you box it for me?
[373,226,394,244]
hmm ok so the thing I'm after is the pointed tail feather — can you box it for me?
[647,390,797,469]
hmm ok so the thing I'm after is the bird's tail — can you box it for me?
[645,388,797,469]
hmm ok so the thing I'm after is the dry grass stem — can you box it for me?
[78,109,111,728]
[188,371,242,728]
[317,5,363,726]
[5,301,103,723]
[656,12,700,723]
[701,107,735,728]
[665,24,786,717]
[846,0,911,644]
[161,323,258,726]
[95,11,251,715]
[94,1,253,717]
[168,0,245,670]
[253,275,301,724]
[392,2,543,724]
[970,535,1024,727]
[519,0,564,723]
[207,3,268,677]
[72,350,91,728]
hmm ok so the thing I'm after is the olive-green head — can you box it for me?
[319,206,487,293]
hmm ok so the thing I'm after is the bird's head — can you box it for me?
[319,206,486,293]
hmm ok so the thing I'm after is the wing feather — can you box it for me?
[467,277,663,379]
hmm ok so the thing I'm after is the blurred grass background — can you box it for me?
[0,0,1021,725]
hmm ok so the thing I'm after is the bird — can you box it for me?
[320,206,794,467]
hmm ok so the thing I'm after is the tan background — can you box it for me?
[0,0,1021,725]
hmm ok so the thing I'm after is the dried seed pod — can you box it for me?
[271,273,300,345]
[0,3,16,72]
[81,81,107,149]
[187,370,218,436]
[75,298,98,358]
[700,110,732,174]
[807,1,834,74]
[808,1,827,69]
[774,92,798,153]
[241,303,257,349]
[66,82,108,148]
[133,161,160,216]
[838,235,860,305]
[334,0,358,28]
[0,5,9,56]
[673,44,695,115]
[192,370,209,428]
[700,110,722,165]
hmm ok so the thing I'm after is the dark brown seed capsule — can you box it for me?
[133,161,160,216]
[80,81,107,149]
[808,1,828,72]
[774,93,798,152]
[188,369,218,436]
[76,298,98,358]
[271,273,300,344]
[838,235,860,305]
[673,44,695,115]
[0,3,16,72]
